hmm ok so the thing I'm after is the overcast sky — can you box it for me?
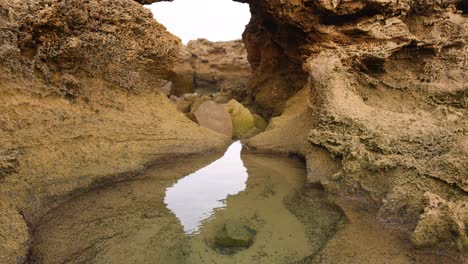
[147,0,251,44]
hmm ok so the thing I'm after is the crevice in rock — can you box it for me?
[319,6,381,26]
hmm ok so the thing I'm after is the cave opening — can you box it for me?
[146,0,251,44]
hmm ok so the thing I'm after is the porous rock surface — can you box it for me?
[1,0,467,262]
[0,0,227,263]
[243,0,467,253]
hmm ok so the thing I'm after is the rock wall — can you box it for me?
[242,0,467,253]
[1,0,466,261]
[169,39,251,103]
[0,0,227,263]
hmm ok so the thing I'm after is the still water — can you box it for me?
[164,142,248,235]
[30,142,457,263]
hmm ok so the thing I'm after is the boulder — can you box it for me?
[194,101,233,138]
[226,99,256,139]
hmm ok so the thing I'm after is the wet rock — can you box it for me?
[214,219,256,250]
[194,101,233,138]
[226,99,256,139]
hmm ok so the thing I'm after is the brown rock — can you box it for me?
[0,0,228,262]
[168,45,195,96]
[243,0,468,253]
[170,39,251,101]
[194,101,233,138]
[411,192,467,250]
[160,81,172,96]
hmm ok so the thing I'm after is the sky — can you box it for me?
[147,0,251,44]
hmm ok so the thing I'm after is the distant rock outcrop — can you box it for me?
[169,39,251,103]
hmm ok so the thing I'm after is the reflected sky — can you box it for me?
[164,142,248,234]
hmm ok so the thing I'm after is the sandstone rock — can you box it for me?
[194,101,233,138]
[226,99,256,139]
[411,192,467,250]
[142,210,162,219]
[0,1,228,262]
[170,95,183,102]
[214,219,256,249]
[243,0,468,253]
[253,114,268,131]
[160,81,172,96]
[169,39,251,102]
[0,204,29,264]
[168,45,195,96]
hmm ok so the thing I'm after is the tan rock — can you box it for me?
[244,0,468,253]
[194,101,233,138]
[411,192,468,250]
[160,81,172,96]
[0,1,228,262]
[168,45,195,96]
[170,39,251,101]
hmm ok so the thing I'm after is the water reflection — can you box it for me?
[164,141,248,234]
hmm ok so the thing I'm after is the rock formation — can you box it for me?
[242,0,467,254]
[169,39,251,102]
[0,0,227,262]
[1,0,467,262]
[194,101,233,138]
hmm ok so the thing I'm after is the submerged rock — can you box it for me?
[214,219,256,250]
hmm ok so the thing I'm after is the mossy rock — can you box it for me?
[226,99,256,139]
[214,219,256,250]
[253,114,268,131]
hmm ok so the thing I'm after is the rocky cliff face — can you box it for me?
[169,39,251,102]
[242,0,467,253]
[0,0,227,262]
[1,0,467,262]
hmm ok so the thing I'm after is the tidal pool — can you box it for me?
[164,142,248,235]
[29,142,461,264]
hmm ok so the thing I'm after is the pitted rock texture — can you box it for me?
[0,0,227,263]
[169,39,251,103]
[244,0,467,253]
